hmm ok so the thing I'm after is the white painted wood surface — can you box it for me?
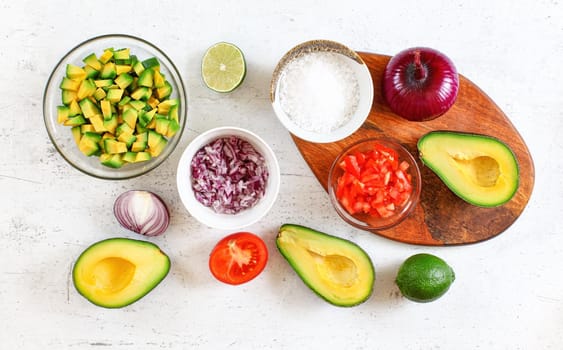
[1,1,562,348]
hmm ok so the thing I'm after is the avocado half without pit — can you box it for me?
[276,224,375,307]
[417,131,519,207]
[72,238,170,308]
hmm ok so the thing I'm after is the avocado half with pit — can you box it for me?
[72,238,170,308]
[276,224,375,307]
[417,131,519,207]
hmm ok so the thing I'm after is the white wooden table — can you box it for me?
[1,1,561,348]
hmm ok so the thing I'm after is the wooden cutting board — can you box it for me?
[292,52,535,245]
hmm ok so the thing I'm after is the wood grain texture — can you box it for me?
[292,52,535,245]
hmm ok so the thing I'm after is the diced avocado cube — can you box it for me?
[118,132,137,147]
[100,153,124,168]
[94,79,114,88]
[63,115,87,127]
[135,124,148,134]
[130,87,151,101]
[104,139,127,154]
[100,99,111,119]
[115,59,132,66]
[130,141,147,152]
[155,81,172,100]
[122,152,138,163]
[100,62,117,79]
[98,49,114,64]
[99,133,114,152]
[148,130,165,149]
[68,99,82,116]
[93,88,106,101]
[158,98,179,115]
[60,77,80,91]
[84,65,99,79]
[133,60,145,76]
[166,119,181,138]
[153,69,166,88]
[145,117,157,129]
[82,53,102,71]
[138,68,154,88]
[122,108,138,129]
[142,57,160,70]
[116,65,132,75]
[118,96,132,107]
[136,132,148,143]
[148,136,167,157]
[129,100,146,111]
[80,124,95,133]
[115,122,134,137]
[89,114,107,133]
[168,104,179,122]
[135,151,152,163]
[147,96,160,109]
[106,88,124,104]
[71,126,82,145]
[114,48,130,60]
[155,117,170,136]
[79,98,100,118]
[78,132,102,156]
[57,106,70,124]
[138,108,156,127]
[103,115,118,134]
[128,77,139,93]
[66,64,87,80]
[62,90,77,105]
[76,79,96,100]
[115,73,134,90]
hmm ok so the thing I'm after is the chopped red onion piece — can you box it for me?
[190,136,269,214]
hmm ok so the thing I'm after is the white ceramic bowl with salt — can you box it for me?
[270,40,374,143]
[176,126,281,230]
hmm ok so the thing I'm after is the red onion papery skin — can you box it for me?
[113,190,170,237]
[382,47,459,122]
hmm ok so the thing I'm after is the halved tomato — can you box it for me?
[209,232,268,285]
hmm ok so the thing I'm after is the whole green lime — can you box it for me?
[395,253,455,303]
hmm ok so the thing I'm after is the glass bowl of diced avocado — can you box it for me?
[43,34,187,180]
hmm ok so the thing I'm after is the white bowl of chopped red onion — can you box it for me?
[270,40,374,143]
[176,126,280,230]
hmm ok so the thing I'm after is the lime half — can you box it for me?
[201,42,246,93]
[395,253,455,303]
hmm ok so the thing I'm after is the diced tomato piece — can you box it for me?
[344,155,361,179]
[399,160,410,172]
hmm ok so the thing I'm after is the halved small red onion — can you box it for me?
[113,190,170,236]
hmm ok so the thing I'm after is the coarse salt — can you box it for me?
[277,51,360,134]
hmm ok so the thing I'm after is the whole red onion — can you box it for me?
[382,47,459,121]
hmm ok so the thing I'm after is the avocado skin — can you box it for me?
[276,224,375,307]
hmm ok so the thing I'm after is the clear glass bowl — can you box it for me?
[43,34,187,180]
[328,138,422,231]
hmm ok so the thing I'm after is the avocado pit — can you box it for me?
[453,155,500,188]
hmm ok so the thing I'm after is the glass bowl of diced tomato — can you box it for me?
[328,138,421,231]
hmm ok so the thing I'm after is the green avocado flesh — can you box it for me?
[276,224,375,307]
[72,238,170,308]
[417,131,519,207]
